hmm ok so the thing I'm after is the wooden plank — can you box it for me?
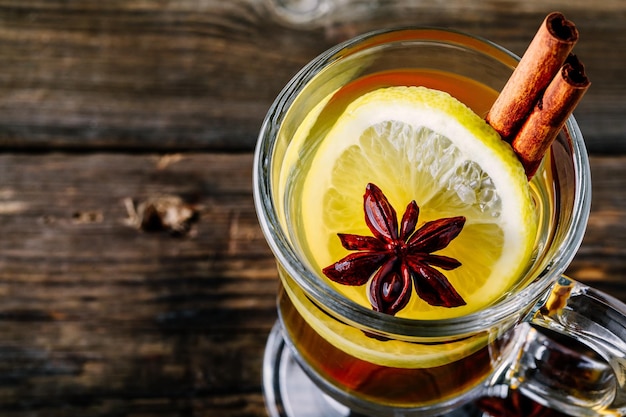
[1,1,624,414]
[0,153,277,325]
[0,151,624,311]
[0,0,624,152]
[0,152,275,415]
[0,151,624,414]
[567,156,626,297]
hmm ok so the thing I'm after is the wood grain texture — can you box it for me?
[0,152,624,416]
[0,152,275,415]
[0,0,624,152]
[1,1,625,415]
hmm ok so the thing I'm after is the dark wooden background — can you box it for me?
[0,1,625,416]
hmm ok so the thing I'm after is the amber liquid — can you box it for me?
[278,69,554,408]
[279,286,516,408]
[316,69,499,119]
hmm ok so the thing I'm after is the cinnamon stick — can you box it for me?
[512,55,590,178]
[486,12,579,142]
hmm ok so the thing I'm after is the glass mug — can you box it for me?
[253,28,626,416]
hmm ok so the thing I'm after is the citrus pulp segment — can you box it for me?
[300,86,538,320]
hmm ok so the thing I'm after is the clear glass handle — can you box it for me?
[509,276,626,416]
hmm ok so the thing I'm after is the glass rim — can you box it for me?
[253,26,591,338]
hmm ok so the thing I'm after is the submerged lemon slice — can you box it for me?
[300,86,538,320]
[282,266,491,369]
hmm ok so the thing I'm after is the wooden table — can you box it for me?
[0,1,624,416]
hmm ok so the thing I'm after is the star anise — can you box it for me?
[322,183,466,316]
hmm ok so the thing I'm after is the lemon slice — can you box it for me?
[281,265,490,369]
[300,86,538,320]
